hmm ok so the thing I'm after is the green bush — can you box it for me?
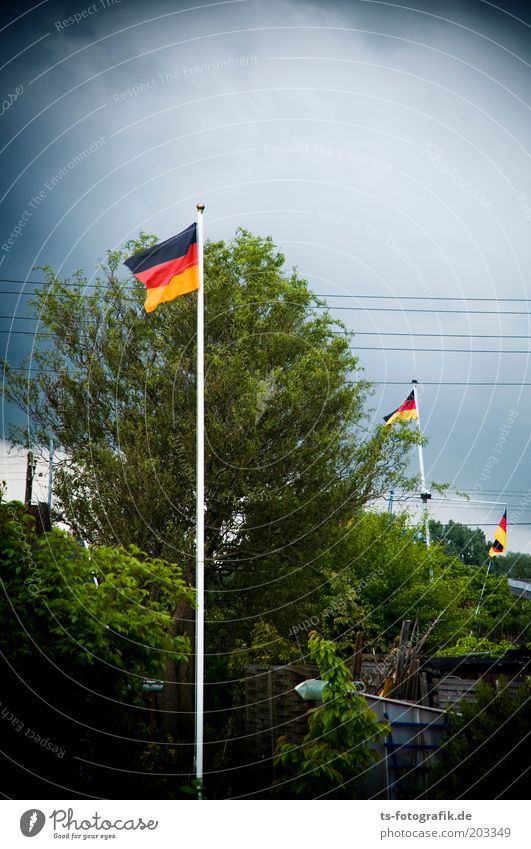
[274,632,387,798]
[429,678,531,799]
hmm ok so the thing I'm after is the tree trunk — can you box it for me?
[158,591,195,774]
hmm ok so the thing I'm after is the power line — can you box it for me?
[3,367,529,386]
[365,381,531,386]
[3,292,531,315]
[2,319,531,344]
[0,284,46,286]
[319,294,531,303]
[463,490,531,497]
[326,306,531,315]
[3,317,531,340]
[2,327,530,354]
[354,333,531,339]
[0,325,52,334]
[351,347,531,354]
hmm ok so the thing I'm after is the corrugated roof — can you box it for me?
[508,578,531,599]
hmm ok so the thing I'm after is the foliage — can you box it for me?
[2,228,456,796]
[469,564,530,650]
[429,678,531,799]
[435,635,517,657]
[312,511,530,656]
[2,229,417,644]
[490,550,531,579]
[0,498,192,674]
[274,632,387,798]
[0,496,193,797]
[429,519,489,567]
[228,621,300,672]
[319,512,488,654]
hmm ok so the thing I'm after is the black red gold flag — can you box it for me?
[383,390,418,426]
[489,510,507,557]
[124,223,198,312]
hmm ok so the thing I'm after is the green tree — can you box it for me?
[2,230,417,693]
[0,496,193,797]
[283,511,528,659]
[429,519,489,566]
[274,632,387,798]
[0,498,192,674]
[428,678,531,799]
[3,229,423,798]
[319,511,489,654]
[490,550,531,579]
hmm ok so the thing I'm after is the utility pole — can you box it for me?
[411,379,431,547]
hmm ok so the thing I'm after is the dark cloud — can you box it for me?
[2,0,531,545]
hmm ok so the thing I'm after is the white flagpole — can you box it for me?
[475,557,491,617]
[195,202,205,794]
[411,379,431,548]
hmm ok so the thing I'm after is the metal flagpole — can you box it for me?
[195,202,205,795]
[475,556,491,617]
[411,379,431,548]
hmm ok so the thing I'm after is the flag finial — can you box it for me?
[196,203,205,212]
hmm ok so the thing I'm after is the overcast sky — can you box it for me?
[2,0,531,549]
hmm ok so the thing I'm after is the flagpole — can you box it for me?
[475,555,491,617]
[411,379,431,548]
[195,202,205,795]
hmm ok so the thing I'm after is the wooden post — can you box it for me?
[382,676,394,697]
[24,451,35,506]
[419,672,429,706]
[350,631,364,680]
[394,619,411,698]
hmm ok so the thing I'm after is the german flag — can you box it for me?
[383,390,418,426]
[124,223,199,313]
[489,510,507,557]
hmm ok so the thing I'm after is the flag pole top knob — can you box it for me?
[196,203,205,213]
[411,379,418,384]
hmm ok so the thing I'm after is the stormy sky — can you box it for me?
[2,0,531,549]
